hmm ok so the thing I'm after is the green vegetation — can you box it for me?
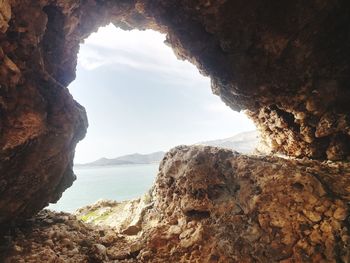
[78,209,113,223]
[143,191,153,204]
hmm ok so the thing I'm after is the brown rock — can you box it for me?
[1,146,350,262]
[0,0,350,261]
[0,0,349,225]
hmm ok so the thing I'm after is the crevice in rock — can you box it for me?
[42,5,66,84]
[184,210,211,220]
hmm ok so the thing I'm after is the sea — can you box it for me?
[48,163,159,213]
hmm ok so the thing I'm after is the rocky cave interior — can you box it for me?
[0,0,350,262]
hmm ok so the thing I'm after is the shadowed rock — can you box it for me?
[1,0,350,223]
[1,0,350,261]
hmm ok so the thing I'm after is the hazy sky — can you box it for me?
[70,24,255,163]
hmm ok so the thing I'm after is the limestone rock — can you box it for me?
[2,146,349,262]
[0,0,11,33]
[143,146,350,262]
[1,0,350,224]
[140,0,350,160]
[75,194,153,234]
[1,0,350,261]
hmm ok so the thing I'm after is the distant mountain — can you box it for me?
[76,131,259,167]
[196,130,259,154]
[76,151,165,167]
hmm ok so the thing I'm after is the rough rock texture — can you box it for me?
[1,0,350,261]
[1,0,350,222]
[0,0,155,223]
[138,0,350,161]
[146,146,350,262]
[75,196,153,234]
[2,146,349,262]
[1,210,144,263]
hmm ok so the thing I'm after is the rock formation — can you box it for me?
[2,146,350,262]
[0,0,350,262]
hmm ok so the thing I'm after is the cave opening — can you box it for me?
[48,24,257,212]
[1,1,350,261]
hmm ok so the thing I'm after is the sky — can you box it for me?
[69,24,256,163]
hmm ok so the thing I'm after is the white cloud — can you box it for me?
[78,24,206,84]
[71,24,257,163]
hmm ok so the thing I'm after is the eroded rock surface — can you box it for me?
[139,0,350,160]
[1,0,350,261]
[1,210,144,263]
[1,0,350,223]
[2,146,349,262]
[146,146,350,262]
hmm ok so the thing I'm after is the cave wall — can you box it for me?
[0,0,350,228]
[137,0,350,161]
[0,0,155,223]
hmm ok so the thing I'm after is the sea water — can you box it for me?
[48,163,159,213]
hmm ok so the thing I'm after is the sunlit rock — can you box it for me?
[2,146,349,262]
[1,0,350,261]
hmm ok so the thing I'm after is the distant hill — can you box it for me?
[197,130,259,154]
[76,131,259,167]
[76,151,165,167]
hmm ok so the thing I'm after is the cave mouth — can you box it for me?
[48,24,257,212]
[1,1,350,261]
[3,0,348,226]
